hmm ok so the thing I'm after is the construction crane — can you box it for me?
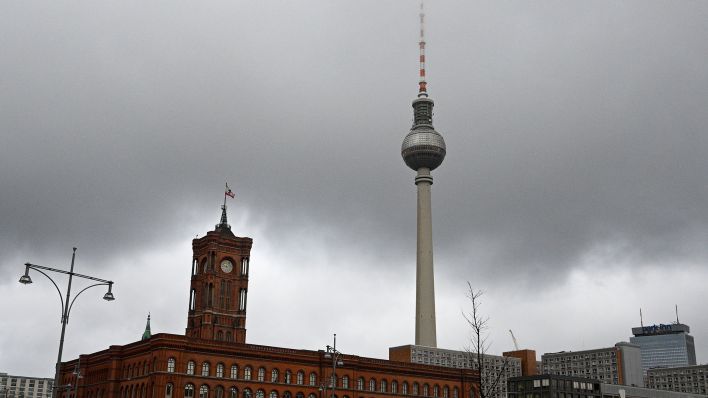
[509,330,520,350]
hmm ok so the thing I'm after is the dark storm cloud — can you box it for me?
[2,0,708,373]
[2,0,707,281]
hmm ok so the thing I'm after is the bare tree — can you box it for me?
[463,283,510,398]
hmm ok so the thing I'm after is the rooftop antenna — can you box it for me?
[640,308,644,328]
[675,304,680,324]
[418,0,428,97]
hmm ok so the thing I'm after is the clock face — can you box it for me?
[220,259,233,274]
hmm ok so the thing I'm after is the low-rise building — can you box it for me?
[541,343,643,387]
[390,345,522,398]
[646,365,708,396]
[508,375,706,398]
[507,375,601,398]
[0,373,54,398]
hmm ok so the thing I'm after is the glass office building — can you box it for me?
[629,324,696,374]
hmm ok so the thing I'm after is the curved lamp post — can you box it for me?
[19,247,115,398]
[322,334,344,398]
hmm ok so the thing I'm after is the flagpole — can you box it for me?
[224,182,228,210]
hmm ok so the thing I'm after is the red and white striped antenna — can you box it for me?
[418,0,428,97]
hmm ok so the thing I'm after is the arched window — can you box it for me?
[255,390,265,398]
[296,371,304,385]
[192,259,198,276]
[391,381,398,394]
[257,368,266,382]
[231,365,239,379]
[309,373,317,386]
[269,392,278,398]
[307,395,316,398]
[402,382,409,395]
[381,380,387,393]
[423,384,429,397]
[433,386,439,397]
[285,371,292,384]
[443,387,449,398]
[190,289,196,311]
[369,379,376,392]
[200,385,209,398]
[296,393,304,398]
[165,384,173,398]
[229,388,238,398]
[243,390,252,398]
[342,376,349,390]
[357,378,364,391]
[453,388,459,398]
[187,361,196,375]
[217,363,225,378]
[226,332,233,342]
[215,387,224,398]
[202,362,210,377]
[167,358,175,373]
[244,367,252,381]
[413,383,419,396]
[216,331,224,341]
[271,369,279,383]
[185,385,195,398]
[283,392,292,398]
[144,362,149,374]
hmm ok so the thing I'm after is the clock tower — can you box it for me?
[186,205,252,343]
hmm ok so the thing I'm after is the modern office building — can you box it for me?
[0,373,54,398]
[646,364,708,396]
[389,345,523,398]
[507,375,601,398]
[541,343,643,387]
[508,375,707,398]
[629,324,696,373]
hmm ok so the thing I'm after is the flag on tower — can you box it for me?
[225,183,235,199]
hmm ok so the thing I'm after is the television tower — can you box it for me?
[401,0,446,348]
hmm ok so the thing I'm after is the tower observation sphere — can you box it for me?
[401,96,446,171]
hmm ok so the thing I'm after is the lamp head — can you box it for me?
[103,283,115,301]
[19,266,32,284]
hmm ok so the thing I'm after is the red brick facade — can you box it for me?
[187,227,252,344]
[59,222,479,398]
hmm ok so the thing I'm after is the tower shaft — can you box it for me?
[415,167,437,347]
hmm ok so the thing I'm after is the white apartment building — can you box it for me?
[0,373,54,398]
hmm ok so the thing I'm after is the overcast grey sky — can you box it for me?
[2,0,708,377]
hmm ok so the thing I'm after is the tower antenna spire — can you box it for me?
[675,304,680,324]
[418,0,428,97]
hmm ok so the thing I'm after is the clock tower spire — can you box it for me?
[186,196,252,344]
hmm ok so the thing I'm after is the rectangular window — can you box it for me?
[239,289,247,311]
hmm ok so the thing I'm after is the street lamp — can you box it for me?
[19,247,115,398]
[322,334,344,398]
